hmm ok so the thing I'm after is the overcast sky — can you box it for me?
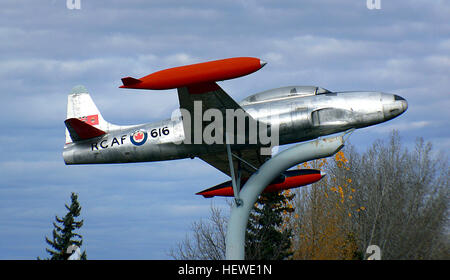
[0,0,448,259]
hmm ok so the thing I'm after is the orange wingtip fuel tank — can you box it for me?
[196,169,326,198]
[119,57,266,90]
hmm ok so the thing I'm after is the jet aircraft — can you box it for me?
[63,57,407,197]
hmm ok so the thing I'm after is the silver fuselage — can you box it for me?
[63,90,407,164]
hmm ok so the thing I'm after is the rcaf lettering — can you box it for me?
[91,135,127,151]
[111,138,119,147]
[100,140,108,149]
[91,143,98,151]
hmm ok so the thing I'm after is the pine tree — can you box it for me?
[245,190,294,260]
[39,192,87,260]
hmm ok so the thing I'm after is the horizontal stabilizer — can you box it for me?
[64,118,106,142]
[120,77,142,88]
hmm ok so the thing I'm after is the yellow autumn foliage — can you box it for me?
[286,150,364,260]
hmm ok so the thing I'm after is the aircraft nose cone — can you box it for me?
[394,94,408,112]
[383,94,408,120]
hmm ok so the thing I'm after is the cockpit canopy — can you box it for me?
[240,86,331,105]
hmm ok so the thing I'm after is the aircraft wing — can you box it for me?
[177,82,264,145]
[199,147,271,178]
[177,82,273,178]
[177,82,241,110]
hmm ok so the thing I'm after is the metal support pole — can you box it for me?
[226,133,243,206]
[225,135,346,260]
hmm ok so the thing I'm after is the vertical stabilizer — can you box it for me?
[65,86,113,143]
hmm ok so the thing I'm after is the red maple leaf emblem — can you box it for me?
[134,132,144,140]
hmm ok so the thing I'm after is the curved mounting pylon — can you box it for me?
[225,134,347,260]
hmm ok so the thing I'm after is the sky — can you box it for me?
[0,0,448,259]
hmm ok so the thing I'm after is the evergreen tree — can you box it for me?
[39,192,87,260]
[245,190,294,260]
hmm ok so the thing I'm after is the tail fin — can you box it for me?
[120,76,142,88]
[65,85,113,144]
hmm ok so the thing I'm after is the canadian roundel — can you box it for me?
[130,130,148,146]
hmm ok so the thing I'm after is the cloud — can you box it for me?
[372,120,432,134]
